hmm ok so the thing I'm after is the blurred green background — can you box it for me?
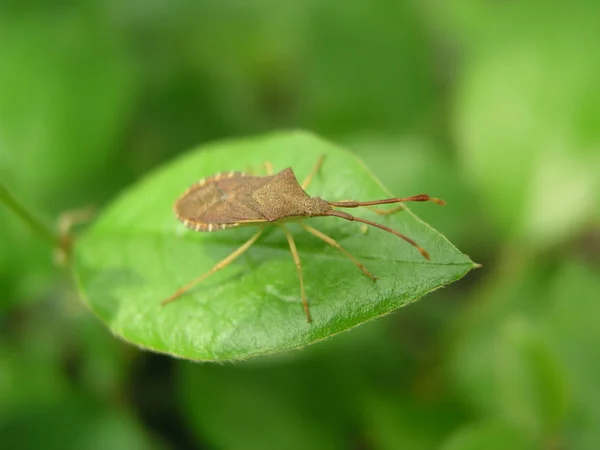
[1,1,599,449]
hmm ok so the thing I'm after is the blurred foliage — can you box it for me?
[1,1,599,449]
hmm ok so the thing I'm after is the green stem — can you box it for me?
[0,184,60,247]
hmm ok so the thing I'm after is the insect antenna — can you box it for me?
[325,210,431,260]
[328,194,445,208]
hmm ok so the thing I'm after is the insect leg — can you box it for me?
[161,228,265,306]
[244,161,273,175]
[300,223,377,281]
[280,224,312,323]
[301,154,326,190]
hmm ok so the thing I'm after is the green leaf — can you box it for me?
[544,260,600,449]
[74,130,475,360]
[453,4,600,247]
[448,262,570,438]
[0,396,158,450]
[0,7,137,307]
[360,389,466,450]
[178,358,349,450]
[0,10,137,210]
[300,0,437,134]
[494,317,569,437]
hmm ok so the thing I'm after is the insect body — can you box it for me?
[163,155,444,323]
[174,168,331,231]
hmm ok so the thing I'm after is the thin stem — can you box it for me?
[0,184,60,247]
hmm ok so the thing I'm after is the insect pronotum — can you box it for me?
[162,155,445,323]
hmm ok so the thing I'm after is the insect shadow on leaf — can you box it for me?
[162,155,445,323]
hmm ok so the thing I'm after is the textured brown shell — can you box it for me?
[174,168,312,232]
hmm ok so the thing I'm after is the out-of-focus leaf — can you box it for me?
[70,310,130,400]
[544,260,600,449]
[495,317,568,437]
[300,0,437,134]
[360,389,466,450]
[448,262,569,438]
[178,358,348,450]
[0,343,69,422]
[0,7,137,305]
[0,300,74,421]
[133,0,436,135]
[0,10,137,209]
[0,215,55,311]
[0,396,157,450]
[452,3,600,248]
[440,420,533,450]
[0,293,128,415]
